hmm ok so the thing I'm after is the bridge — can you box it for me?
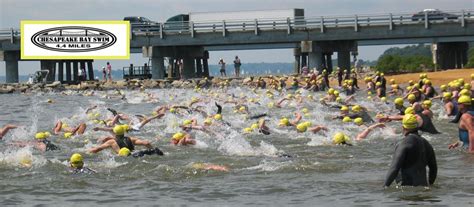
[1,9,473,83]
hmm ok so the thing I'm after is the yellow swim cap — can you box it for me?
[121,124,130,132]
[336,97,342,103]
[64,132,73,139]
[443,92,453,100]
[70,153,84,168]
[464,83,471,90]
[402,114,418,130]
[394,98,404,106]
[204,118,212,126]
[183,119,192,125]
[333,132,350,144]
[367,91,372,95]
[302,108,309,114]
[390,79,395,84]
[35,132,46,139]
[169,108,176,113]
[243,127,253,133]
[172,132,185,141]
[214,114,222,120]
[118,147,131,157]
[408,80,414,85]
[250,123,259,130]
[440,85,447,91]
[376,82,381,86]
[424,79,431,85]
[303,121,312,127]
[296,123,307,133]
[333,91,340,97]
[381,97,387,102]
[407,94,416,102]
[460,89,471,96]
[113,125,125,135]
[471,73,474,80]
[267,102,274,108]
[279,118,290,126]
[354,117,363,126]
[328,88,335,95]
[341,106,349,111]
[458,95,472,105]
[404,107,415,115]
[422,100,432,108]
[239,106,246,112]
[343,116,352,123]
[62,123,69,129]
[44,131,51,138]
[352,105,362,113]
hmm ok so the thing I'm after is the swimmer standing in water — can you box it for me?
[384,114,437,188]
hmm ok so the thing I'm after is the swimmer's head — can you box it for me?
[402,114,418,131]
[64,132,73,139]
[342,116,352,123]
[118,148,131,157]
[296,123,307,133]
[351,105,362,113]
[333,132,350,145]
[458,95,473,111]
[407,94,416,103]
[35,132,46,140]
[440,84,447,92]
[422,100,432,109]
[353,117,364,126]
[172,132,185,141]
[70,153,84,169]
[404,107,415,115]
[183,119,192,126]
[394,98,404,107]
[214,114,222,120]
[203,118,212,126]
[113,125,125,136]
[340,106,349,112]
[279,118,290,126]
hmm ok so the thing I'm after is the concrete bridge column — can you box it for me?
[182,57,195,79]
[293,48,301,74]
[196,58,203,77]
[65,61,72,83]
[337,51,351,73]
[308,52,323,71]
[203,50,210,77]
[72,61,79,82]
[435,42,468,70]
[151,57,165,79]
[325,53,333,73]
[40,60,55,82]
[301,53,308,68]
[79,61,86,81]
[4,51,20,83]
[87,61,94,80]
[58,61,64,83]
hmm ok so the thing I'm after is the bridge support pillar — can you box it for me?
[434,42,468,70]
[58,61,64,83]
[182,57,195,79]
[325,53,333,73]
[40,60,56,82]
[337,51,351,73]
[4,51,20,83]
[293,48,301,74]
[308,52,323,72]
[203,51,210,77]
[65,61,72,83]
[196,58,203,77]
[87,61,94,81]
[72,61,79,83]
[151,57,165,79]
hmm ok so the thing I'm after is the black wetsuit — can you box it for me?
[384,132,437,187]
[416,112,440,134]
[397,106,407,115]
[43,139,60,151]
[337,71,343,86]
[71,167,96,174]
[116,136,164,157]
[115,136,135,151]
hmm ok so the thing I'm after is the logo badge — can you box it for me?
[31,26,117,52]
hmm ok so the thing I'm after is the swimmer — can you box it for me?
[448,95,474,152]
[12,132,60,151]
[69,153,96,174]
[53,121,87,136]
[192,162,229,172]
[0,124,17,140]
[442,92,458,117]
[171,132,196,146]
[384,113,437,187]
[356,123,386,141]
[88,125,161,156]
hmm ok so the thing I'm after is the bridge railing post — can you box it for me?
[461,10,465,27]
[10,28,14,43]
[222,20,226,37]
[159,23,164,39]
[354,15,358,32]
[389,13,393,30]
[190,21,195,38]
[424,11,429,29]
[320,17,324,33]
[254,19,258,35]
[287,18,291,35]
[243,22,246,31]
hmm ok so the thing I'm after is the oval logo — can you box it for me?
[31,26,117,52]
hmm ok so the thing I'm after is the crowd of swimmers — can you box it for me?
[0,68,473,188]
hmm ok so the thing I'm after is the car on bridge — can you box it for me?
[411,9,459,21]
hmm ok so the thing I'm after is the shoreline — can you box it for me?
[0,68,472,93]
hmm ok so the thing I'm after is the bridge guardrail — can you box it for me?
[1,10,473,40]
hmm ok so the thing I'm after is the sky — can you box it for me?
[0,0,472,75]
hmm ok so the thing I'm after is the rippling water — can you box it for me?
[0,88,473,206]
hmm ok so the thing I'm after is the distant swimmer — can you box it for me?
[117,147,164,158]
[170,132,196,146]
[332,132,352,146]
[384,114,437,188]
[53,121,86,138]
[34,132,60,151]
[0,124,17,140]
[88,125,163,156]
[448,95,474,152]
[69,153,96,174]
[192,162,229,172]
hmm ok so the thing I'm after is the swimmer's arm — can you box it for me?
[290,113,302,126]
[463,116,474,153]
[426,142,437,185]
[384,145,406,187]
[356,123,385,141]
[130,137,153,149]
[93,127,113,132]
[88,140,113,153]
[386,115,403,121]
[85,105,97,114]
[445,103,453,115]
